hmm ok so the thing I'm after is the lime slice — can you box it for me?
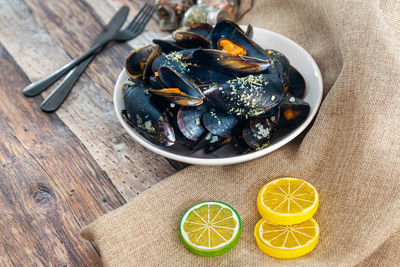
[254,218,319,259]
[179,201,241,257]
[257,177,319,225]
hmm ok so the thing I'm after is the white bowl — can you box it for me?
[114,26,323,165]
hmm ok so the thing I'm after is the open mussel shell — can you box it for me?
[211,19,267,60]
[152,39,184,54]
[122,80,175,146]
[172,24,213,48]
[125,44,162,80]
[204,74,285,117]
[242,118,272,150]
[151,50,195,77]
[258,105,281,128]
[192,49,270,76]
[287,66,306,98]
[148,66,204,106]
[202,109,238,137]
[177,105,206,141]
[278,94,310,128]
[242,105,280,150]
[217,38,247,56]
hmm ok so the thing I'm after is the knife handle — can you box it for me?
[22,40,107,97]
[40,55,95,113]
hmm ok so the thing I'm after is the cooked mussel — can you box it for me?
[211,19,267,60]
[122,80,175,146]
[172,24,213,48]
[265,49,290,86]
[204,74,285,117]
[125,44,162,80]
[177,105,206,141]
[245,24,254,39]
[192,49,271,76]
[148,66,204,106]
[278,94,310,128]
[188,65,234,85]
[152,39,184,54]
[202,109,238,137]
[242,118,273,150]
[151,50,195,77]
[287,66,305,98]
[217,38,247,56]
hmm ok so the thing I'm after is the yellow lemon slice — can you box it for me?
[257,177,319,225]
[179,201,241,257]
[254,218,319,259]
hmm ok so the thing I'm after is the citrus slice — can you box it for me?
[254,218,319,259]
[179,201,241,257]
[257,177,319,225]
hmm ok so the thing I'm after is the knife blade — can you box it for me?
[40,6,129,112]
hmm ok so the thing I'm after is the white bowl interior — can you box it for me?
[114,26,323,165]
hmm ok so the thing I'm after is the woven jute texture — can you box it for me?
[81,0,400,266]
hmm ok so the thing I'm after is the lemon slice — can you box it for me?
[257,177,319,225]
[254,218,319,259]
[179,201,241,257]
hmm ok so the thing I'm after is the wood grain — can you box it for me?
[0,0,178,200]
[0,43,123,266]
[0,0,187,264]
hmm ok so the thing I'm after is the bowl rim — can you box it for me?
[113,26,323,166]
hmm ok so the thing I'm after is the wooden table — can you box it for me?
[0,0,186,265]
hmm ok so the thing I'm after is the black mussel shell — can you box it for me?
[278,94,310,128]
[245,24,254,39]
[242,118,272,150]
[287,66,306,98]
[188,65,234,85]
[202,109,239,137]
[192,49,270,76]
[211,19,267,60]
[204,136,232,154]
[149,76,164,89]
[265,49,290,86]
[151,50,195,76]
[125,44,162,80]
[259,105,281,128]
[177,105,206,141]
[148,66,204,106]
[152,39,184,54]
[172,24,213,48]
[122,80,175,146]
[204,74,285,117]
[191,132,229,153]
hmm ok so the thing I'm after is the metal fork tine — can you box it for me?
[131,5,156,34]
[126,3,150,30]
[127,4,153,31]
[137,6,156,33]
[131,5,154,31]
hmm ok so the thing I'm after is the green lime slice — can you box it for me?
[179,201,241,257]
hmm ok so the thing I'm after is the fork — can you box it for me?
[40,3,156,112]
[23,3,156,99]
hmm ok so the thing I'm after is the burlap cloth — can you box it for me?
[81,0,400,266]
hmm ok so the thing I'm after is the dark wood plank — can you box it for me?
[0,42,123,266]
[25,0,165,100]
[0,0,178,200]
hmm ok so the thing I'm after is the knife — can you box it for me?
[27,6,129,112]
